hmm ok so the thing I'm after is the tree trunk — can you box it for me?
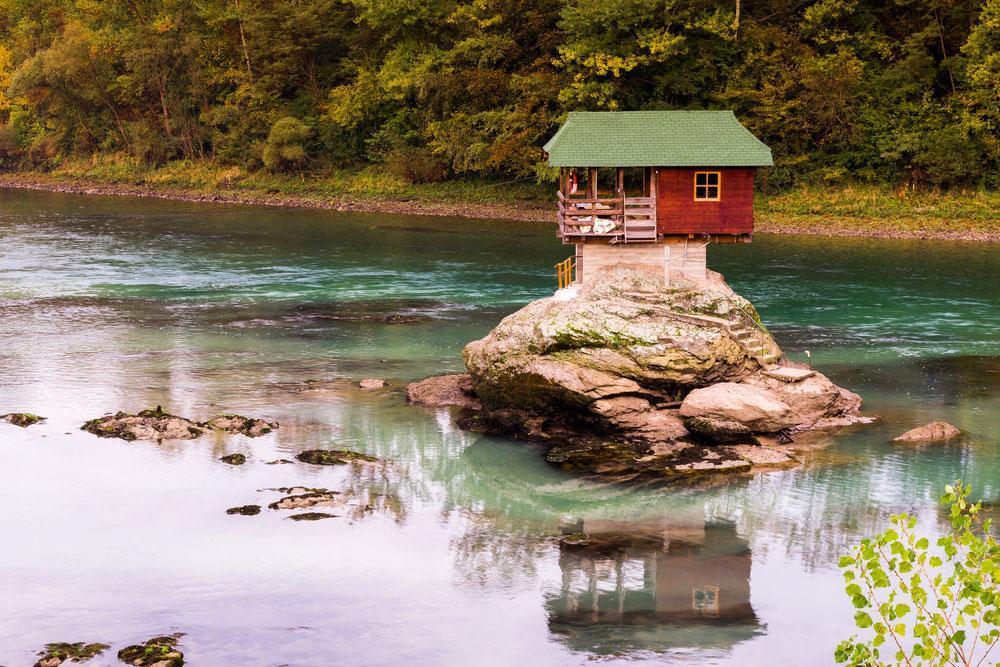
[234,0,253,78]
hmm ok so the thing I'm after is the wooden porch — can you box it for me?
[556,191,657,243]
[556,165,657,243]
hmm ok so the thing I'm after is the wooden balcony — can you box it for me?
[557,191,657,243]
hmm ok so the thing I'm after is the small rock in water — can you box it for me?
[81,407,203,442]
[287,512,337,521]
[406,374,480,410]
[116,634,184,666]
[1,412,45,428]
[204,414,277,437]
[893,421,962,443]
[265,458,294,465]
[226,505,261,516]
[268,491,340,510]
[219,453,247,465]
[358,378,385,390]
[34,641,110,666]
[296,449,379,466]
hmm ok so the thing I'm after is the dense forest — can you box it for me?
[0,0,996,190]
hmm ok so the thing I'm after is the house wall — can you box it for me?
[655,167,755,236]
[576,239,707,285]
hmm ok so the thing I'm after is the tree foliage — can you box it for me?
[836,482,1000,666]
[0,0,995,187]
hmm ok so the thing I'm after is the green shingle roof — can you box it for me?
[543,110,773,168]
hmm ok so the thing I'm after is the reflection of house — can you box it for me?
[547,519,761,655]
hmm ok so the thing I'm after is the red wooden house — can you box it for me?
[543,111,772,285]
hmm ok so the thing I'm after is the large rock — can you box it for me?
[463,267,764,413]
[423,266,869,484]
[680,382,798,433]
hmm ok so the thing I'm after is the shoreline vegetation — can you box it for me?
[2,164,998,242]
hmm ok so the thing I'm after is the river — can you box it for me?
[1,188,998,666]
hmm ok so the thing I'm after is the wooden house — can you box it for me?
[543,111,772,285]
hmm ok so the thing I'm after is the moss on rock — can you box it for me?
[1,412,45,428]
[116,634,183,666]
[295,449,379,466]
[34,642,109,666]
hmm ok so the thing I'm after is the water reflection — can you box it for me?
[548,517,761,656]
[2,189,1000,665]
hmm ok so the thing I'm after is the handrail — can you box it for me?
[555,256,576,289]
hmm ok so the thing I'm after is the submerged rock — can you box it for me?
[1,412,45,428]
[34,642,110,666]
[265,458,294,465]
[81,407,203,441]
[358,378,386,389]
[219,453,246,465]
[268,490,340,510]
[204,414,277,437]
[419,266,869,485]
[296,449,379,466]
[287,512,337,521]
[226,504,261,516]
[406,373,481,410]
[116,634,183,666]
[893,421,961,443]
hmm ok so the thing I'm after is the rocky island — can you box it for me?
[410,266,869,485]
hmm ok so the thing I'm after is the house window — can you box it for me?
[694,172,721,201]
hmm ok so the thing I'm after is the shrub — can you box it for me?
[836,481,1000,666]
[385,146,448,184]
[262,116,310,172]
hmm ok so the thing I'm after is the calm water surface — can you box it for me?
[1,189,998,666]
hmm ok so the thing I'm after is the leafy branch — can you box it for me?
[836,482,1000,666]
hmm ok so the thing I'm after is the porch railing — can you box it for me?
[557,191,657,242]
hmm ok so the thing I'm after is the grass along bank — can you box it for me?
[0,158,997,240]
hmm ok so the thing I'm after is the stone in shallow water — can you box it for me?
[296,449,379,466]
[358,378,386,389]
[268,491,340,510]
[288,512,337,521]
[265,458,294,465]
[226,504,261,516]
[219,453,246,465]
[204,414,277,437]
[406,374,481,410]
[893,421,962,443]
[1,412,45,428]
[34,641,110,666]
[116,634,184,666]
[81,407,203,441]
[725,444,798,467]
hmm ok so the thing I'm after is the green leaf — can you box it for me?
[855,611,873,629]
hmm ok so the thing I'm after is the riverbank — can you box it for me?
[1,163,997,241]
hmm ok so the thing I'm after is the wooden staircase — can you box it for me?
[667,310,782,366]
[623,196,657,242]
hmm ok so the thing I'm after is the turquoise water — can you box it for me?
[0,188,998,665]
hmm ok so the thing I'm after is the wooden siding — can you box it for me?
[656,167,755,236]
